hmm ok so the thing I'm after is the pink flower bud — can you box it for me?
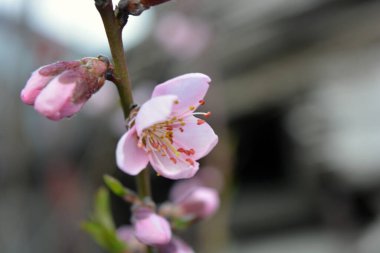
[20,57,108,121]
[172,184,219,220]
[117,226,146,253]
[132,207,172,246]
[157,236,194,253]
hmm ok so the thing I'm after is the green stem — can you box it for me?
[136,168,152,199]
[96,0,152,200]
[96,0,133,117]
[96,2,153,248]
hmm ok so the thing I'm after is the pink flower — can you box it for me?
[117,226,147,253]
[116,73,218,179]
[132,207,172,246]
[170,180,219,220]
[20,57,108,121]
[157,236,194,253]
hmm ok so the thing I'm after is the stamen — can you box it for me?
[193,112,211,118]
[170,157,177,164]
[189,106,195,111]
[186,158,195,166]
[199,100,205,105]
[151,140,159,149]
[197,119,205,125]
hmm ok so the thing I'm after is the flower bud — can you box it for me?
[20,57,108,121]
[132,207,172,246]
[172,184,219,220]
[157,236,194,253]
[117,226,146,253]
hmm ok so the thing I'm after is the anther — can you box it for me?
[185,158,195,166]
[197,119,205,125]
[199,100,205,105]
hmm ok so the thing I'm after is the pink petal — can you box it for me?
[20,69,55,105]
[157,236,194,253]
[117,226,146,253]
[169,178,201,203]
[117,226,136,242]
[33,75,80,121]
[133,207,172,246]
[149,151,199,179]
[173,116,218,160]
[179,186,219,219]
[135,95,178,136]
[151,73,210,114]
[116,127,149,175]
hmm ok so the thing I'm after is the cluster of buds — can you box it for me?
[105,175,220,253]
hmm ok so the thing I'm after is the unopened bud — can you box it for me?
[117,226,147,253]
[132,207,172,246]
[157,236,194,253]
[170,180,219,220]
[20,57,109,121]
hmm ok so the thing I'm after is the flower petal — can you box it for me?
[151,73,210,114]
[157,236,195,253]
[135,95,178,135]
[133,207,172,246]
[149,151,199,180]
[173,116,218,160]
[117,226,147,253]
[116,127,149,175]
[179,186,220,219]
[169,178,201,203]
[34,75,80,121]
[20,69,55,105]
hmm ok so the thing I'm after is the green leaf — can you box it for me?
[82,187,128,253]
[104,175,126,197]
[82,221,126,253]
[103,175,138,204]
[94,187,115,230]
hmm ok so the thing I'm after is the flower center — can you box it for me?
[137,99,211,166]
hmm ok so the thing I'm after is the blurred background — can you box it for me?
[2,0,380,252]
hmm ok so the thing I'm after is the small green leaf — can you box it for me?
[103,175,138,204]
[82,187,128,253]
[82,221,127,253]
[94,187,115,230]
[104,175,126,197]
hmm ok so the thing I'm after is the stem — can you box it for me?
[96,0,133,117]
[136,168,152,199]
[96,0,152,227]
